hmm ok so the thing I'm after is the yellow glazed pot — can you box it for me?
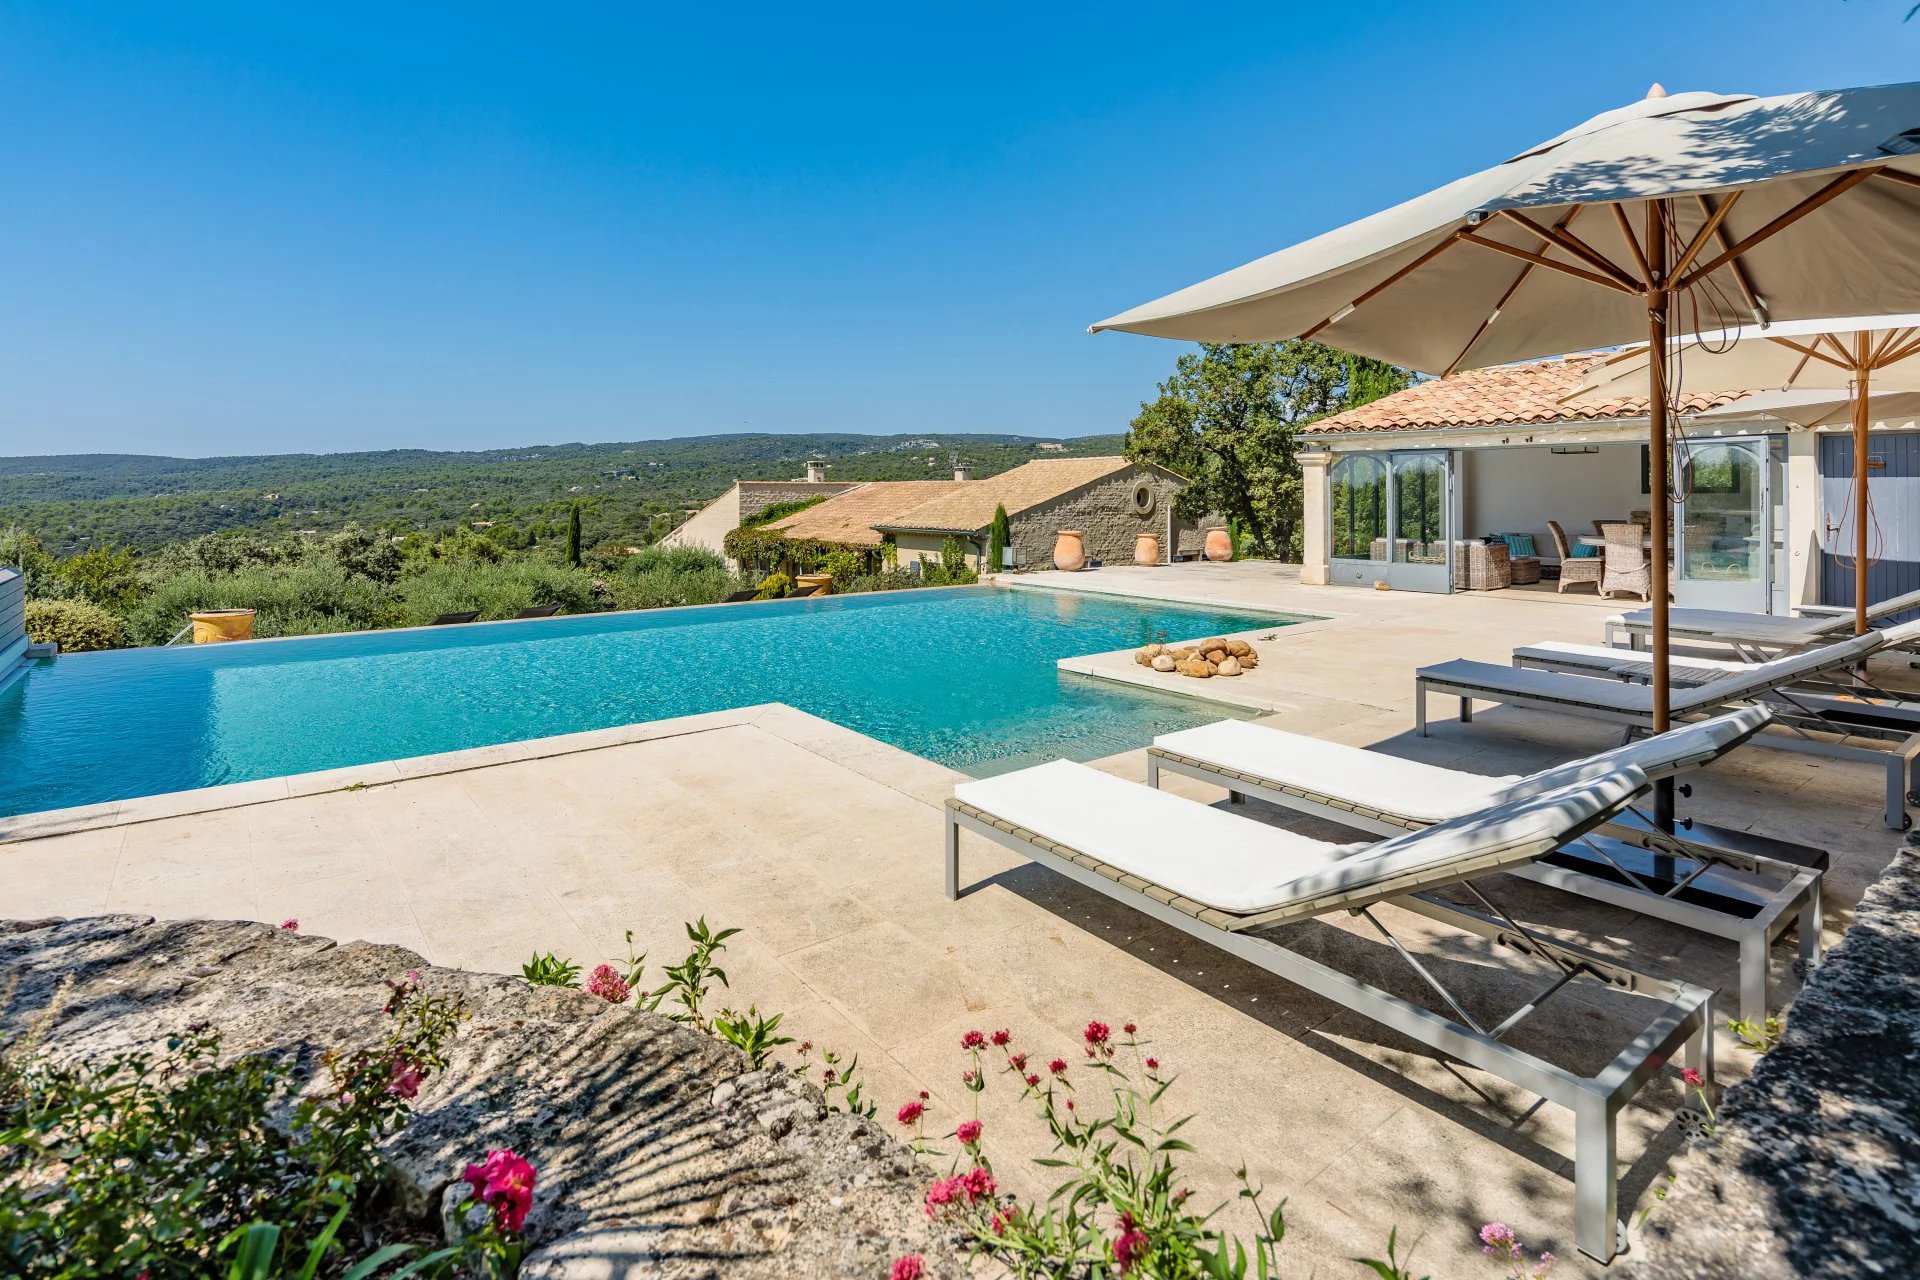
[190,609,256,643]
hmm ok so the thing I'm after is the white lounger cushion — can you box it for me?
[1615,586,1920,639]
[1512,641,1754,677]
[1425,631,1887,716]
[1155,708,1769,825]
[952,759,1646,915]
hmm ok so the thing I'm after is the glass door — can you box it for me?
[1328,454,1390,587]
[1675,439,1769,613]
[1388,452,1452,592]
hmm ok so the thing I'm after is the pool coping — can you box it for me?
[0,702,974,845]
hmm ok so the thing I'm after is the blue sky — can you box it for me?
[1,3,1916,457]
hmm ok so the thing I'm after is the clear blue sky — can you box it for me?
[1,2,1915,457]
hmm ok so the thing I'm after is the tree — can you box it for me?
[987,505,1010,573]
[565,503,583,568]
[1125,342,1411,560]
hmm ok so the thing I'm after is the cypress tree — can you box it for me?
[988,504,1011,572]
[566,502,582,567]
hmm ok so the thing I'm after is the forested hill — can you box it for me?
[0,431,1124,553]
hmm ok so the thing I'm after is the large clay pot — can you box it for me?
[190,608,255,643]
[1203,527,1233,562]
[1134,531,1161,566]
[1052,530,1087,572]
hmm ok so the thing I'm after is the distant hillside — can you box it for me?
[0,432,1125,554]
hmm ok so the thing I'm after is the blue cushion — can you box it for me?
[1495,533,1537,559]
[1571,543,1601,558]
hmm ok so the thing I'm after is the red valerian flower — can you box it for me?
[1084,1021,1111,1046]
[1008,1051,1027,1070]
[1024,1073,1040,1088]
[890,1256,925,1280]
[956,1119,982,1146]
[1112,1211,1151,1274]
[1048,1058,1068,1075]
[1123,1022,1137,1035]
[990,1029,1012,1047]
[960,1166,996,1201]
[279,919,299,931]
[1682,1067,1706,1088]
[585,964,631,1004]
[897,1100,925,1126]
[919,1089,930,1100]
[461,1149,537,1233]
[1145,1057,1160,1072]
[961,1029,986,1050]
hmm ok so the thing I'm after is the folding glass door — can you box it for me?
[1329,450,1453,592]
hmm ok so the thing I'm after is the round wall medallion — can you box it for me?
[1131,482,1156,515]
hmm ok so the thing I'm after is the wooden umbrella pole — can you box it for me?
[1855,346,1873,635]
[1646,202,1675,829]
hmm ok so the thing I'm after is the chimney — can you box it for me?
[953,463,973,482]
[804,459,827,483]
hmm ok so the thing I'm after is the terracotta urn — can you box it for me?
[1052,530,1087,572]
[1203,527,1233,562]
[1134,531,1160,566]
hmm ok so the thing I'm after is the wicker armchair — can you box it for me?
[1599,520,1651,601]
[1451,539,1512,591]
[1547,520,1602,594]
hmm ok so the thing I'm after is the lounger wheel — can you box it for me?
[1903,814,1914,832]
[1907,789,1920,806]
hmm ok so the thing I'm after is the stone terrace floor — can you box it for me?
[7,564,1912,1277]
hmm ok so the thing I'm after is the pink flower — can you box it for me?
[897,1100,925,1126]
[1048,1058,1067,1075]
[823,1068,837,1084]
[990,1210,1009,1236]
[990,1029,1011,1047]
[1112,1212,1150,1274]
[924,1175,962,1216]
[1065,1099,1075,1112]
[961,1166,996,1201]
[1682,1067,1706,1088]
[585,964,630,1004]
[1024,1073,1039,1087]
[1084,1021,1111,1046]
[961,1029,986,1050]
[962,1070,977,1087]
[956,1120,982,1146]
[1008,1051,1027,1070]
[918,1089,930,1101]
[890,1257,925,1280]
[1123,1022,1137,1035]
[1480,1222,1520,1260]
[279,919,299,931]
[386,1058,424,1099]
[1145,1057,1160,1072]
[462,1149,537,1233]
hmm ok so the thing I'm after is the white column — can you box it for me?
[1298,450,1335,585]
[1785,431,1821,611]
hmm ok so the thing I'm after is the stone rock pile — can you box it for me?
[1134,636,1259,679]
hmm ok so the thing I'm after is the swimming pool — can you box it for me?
[0,586,1299,816]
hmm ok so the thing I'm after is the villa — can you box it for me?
[670,454,1214,572]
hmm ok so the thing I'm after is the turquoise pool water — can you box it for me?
[0,586,1297,816]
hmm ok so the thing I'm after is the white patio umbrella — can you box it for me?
[1090,80,1920,823]
[1695,386,1920,430]
[1572,315,1920,632]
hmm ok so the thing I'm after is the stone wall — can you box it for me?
[736,481,858,522]
[1618,847,1920,1279]
[0,915,959,1279]
[1010,465,1213,569]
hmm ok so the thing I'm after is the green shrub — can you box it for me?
[987,504,1010,573]
[752,572,792,601]
[25,598,124,652]
[0,527,67,600]
[392,559,602,626]
[922,536,979,587]
[836,569,922,595]
[610,564,740,611]
[621,543,728,576]
[121,563,394,646]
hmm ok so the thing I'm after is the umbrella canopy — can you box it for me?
[1091,83,1920,377]
[1090,80,1920,848]
[1695,386,1920,428]
[1569,314,1920,633]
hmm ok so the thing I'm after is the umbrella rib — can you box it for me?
[1609,203,1653,286]
[1693,194,1764,318]
[1770,334,1858,372]
[1881,333,1920,367]
[1442,209,1584,378]
[1675,166,1884,292]
[1868,327,1913,368]
[1492,210,1640,291]
[1457,231,1637,294]
[1875,170,1920,192]
[1667,190,1741,281]
[1299,232,1465,341]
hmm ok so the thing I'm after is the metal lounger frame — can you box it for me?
[943,798,1714,1264]
[1146,747,1821,1024]
[1414,668,1920,830]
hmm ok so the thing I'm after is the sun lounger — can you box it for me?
[787,584,824,598]
[1415,624,1920,828]
[1511,641,1754,682]
[1605,585,1920,655]
[945,760,1712,1263]
[513,604,561,619]
[1147,709,1819,1022]
[722,589,761,603]
[428,611,481,626]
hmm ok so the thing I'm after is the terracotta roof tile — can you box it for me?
[875,457,1141,534]
[763,481,973,546]
[1308,355,1749,435]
